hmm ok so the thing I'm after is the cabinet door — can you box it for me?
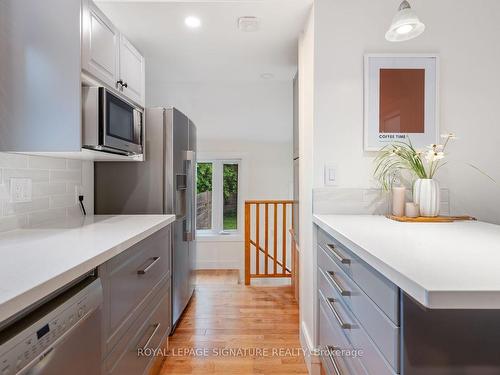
[82,0,120,89]
[119,35,145,106]
[0,0,81,152]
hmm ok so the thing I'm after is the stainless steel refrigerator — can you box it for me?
[94,107,196,330]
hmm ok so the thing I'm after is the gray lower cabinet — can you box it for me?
[317,225,500,375]
[316,226,400,375]
[99,225,172,375]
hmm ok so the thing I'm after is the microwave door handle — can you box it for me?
[184,151,196,241]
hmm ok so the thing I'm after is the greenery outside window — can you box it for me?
[197,159,241,235]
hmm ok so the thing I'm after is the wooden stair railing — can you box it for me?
[290,228,299,302]
[244,200,295,285]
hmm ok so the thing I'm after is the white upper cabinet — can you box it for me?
[82,0,145,107]
[82,0,120,90]
[119,35,146,107]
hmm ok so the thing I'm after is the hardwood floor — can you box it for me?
[159,270,308,375]
[193,269,240,285]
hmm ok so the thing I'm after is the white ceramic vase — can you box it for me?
[413,179,440,217]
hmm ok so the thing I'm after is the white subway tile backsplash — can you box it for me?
[50,194,76,209]
[0,185,9,200]
[32,182,67,198]
[67,205,84,218]
[0,154,28,169]
[3,197,50,216]
[0,215,28,232]
[28,156,67,170]
[28,208,67,227]
[2,169,49,184]
[50,170,82,183]
[0,153,93,233]
[66,182,82,195]
[67,159,83,170]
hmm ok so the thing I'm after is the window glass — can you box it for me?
[196,162,213,230]
[223,163,238,230]
[108,100,134,141]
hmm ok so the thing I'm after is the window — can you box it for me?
[196,159,241,235]
[196,162,213,230]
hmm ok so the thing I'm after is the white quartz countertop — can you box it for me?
[313,214,500,309]
[0,215,175,324]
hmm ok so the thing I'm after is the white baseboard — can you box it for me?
[195,260,241,269]
[300,320,321,375]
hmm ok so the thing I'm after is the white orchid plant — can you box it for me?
[374,133,456,191]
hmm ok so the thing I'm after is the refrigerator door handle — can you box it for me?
[184,150,196,241]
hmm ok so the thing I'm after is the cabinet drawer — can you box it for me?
[317,228,399,324]
[105,278,171,375]
[319,292,367,375]
[101,227,171,352]
[318,247,400,372]
[319,288,397,375]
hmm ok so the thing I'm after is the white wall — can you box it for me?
[297,6,317,373]
[148,81,293,143]
[148,81,293,276]
[314,0,500,224]
[0,153,93,232]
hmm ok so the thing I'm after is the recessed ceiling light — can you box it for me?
[260,73,274,80]
[238,17,260,32]
[185,16,201,29]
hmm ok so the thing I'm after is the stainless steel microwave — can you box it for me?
[82,87,144,155]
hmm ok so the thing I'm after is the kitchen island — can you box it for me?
[313,214,500,375]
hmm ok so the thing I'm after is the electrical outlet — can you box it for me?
[10,178,32,203]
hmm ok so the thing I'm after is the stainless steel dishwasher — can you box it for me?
[0,275,103,375]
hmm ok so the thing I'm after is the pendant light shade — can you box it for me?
[385,1,425,42]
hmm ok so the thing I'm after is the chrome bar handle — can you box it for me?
[327,244,350,264]
[326,346,343,375]
[184,150,196,241]
[326,271,351,296]
[137,323,161,351]
[324,296,351,329]
[137,257,160,275]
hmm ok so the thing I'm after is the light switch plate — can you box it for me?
[10,178,32,203]
[324,164,337,186]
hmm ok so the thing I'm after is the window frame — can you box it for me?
[196,158,242,237]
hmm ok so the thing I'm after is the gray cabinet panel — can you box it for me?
[0,0,81,151]
[104,278,171,375]
[319,289,396,375]
[318,245,400,372]
[317,228,399,324]
[100,226,171,354]
[319,292,368,375]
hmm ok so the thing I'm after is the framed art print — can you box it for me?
[364,54,439,151]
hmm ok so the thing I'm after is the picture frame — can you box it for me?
[364,54,439,151]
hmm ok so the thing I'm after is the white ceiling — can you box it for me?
[96,0,312,83]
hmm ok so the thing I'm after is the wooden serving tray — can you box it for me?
[386,215,477,223]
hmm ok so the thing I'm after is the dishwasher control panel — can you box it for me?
[0,278,102,375]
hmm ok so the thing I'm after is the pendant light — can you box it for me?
[385,1,425,42]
